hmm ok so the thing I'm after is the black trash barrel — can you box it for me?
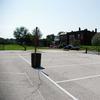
[31,53,41,68]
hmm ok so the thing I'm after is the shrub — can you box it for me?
[91,33,100,46]
[71,39,80,46]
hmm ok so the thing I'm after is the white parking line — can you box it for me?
[18,55,31,65]
[24,73,45,100]
[41,71,78,100]
[19,55,45,100]
[56,74,100,84]
[19,55,78,100]
[24,73,33,86]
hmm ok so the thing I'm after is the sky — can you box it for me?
[0,0,100,38]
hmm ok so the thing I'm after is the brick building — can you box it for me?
[59,28,97,45]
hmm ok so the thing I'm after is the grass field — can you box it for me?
[80,45,100,52]
[0,44,49,50]
[0,44,100,53]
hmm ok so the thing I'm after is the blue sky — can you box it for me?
[0,0,100,38]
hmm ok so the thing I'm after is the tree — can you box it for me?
[5,38,16,44]
[46,34,55,46]
[71,39,80,46]
[58,31,65,36]
[0,37,5,50]
[24,33,34,45]
[32,27,42,39]
[0,37,5,44]
[13,27,30,50]
[91,33,100,46]
[32,27,42,53]
[39,39,48,47]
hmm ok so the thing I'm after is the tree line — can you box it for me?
[1,26,100,50]
[0,26,56,50]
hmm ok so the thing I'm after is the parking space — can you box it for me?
[0,51,44,100]
[0,50,100,100]
[41,50,100,100]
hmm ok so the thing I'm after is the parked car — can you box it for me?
[64,45,80,50]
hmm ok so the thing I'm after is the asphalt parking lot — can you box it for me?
[0,50,100,100]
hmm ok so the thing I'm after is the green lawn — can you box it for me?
[0,44,5,50]
[1,44,100,52]
[80,45,100,52]
[5,44,25,50]
[0,44,49,50]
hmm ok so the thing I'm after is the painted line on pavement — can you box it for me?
[18,55,31,65]
[19,55,78,100]
[56,74,100,84]
[19,55,45,100]
[41,71,78,100]
[24,73,33,86]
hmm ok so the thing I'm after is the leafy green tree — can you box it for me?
[46,34,55,46]
[13,27,30,50]
[0,37,5,50]
[91,33,100,46]
[0,37,5,44]
[58,31,65,36]
[32,27,42,39]
[39,39,48,47]
[4,38,16,44]
[71,39,80,46]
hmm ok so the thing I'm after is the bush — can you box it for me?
[91,33,100,46]
[0,44,5,50]
[71,40,80,46]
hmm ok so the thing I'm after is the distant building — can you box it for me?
[58,28,97,45]
[67,28,97,45]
